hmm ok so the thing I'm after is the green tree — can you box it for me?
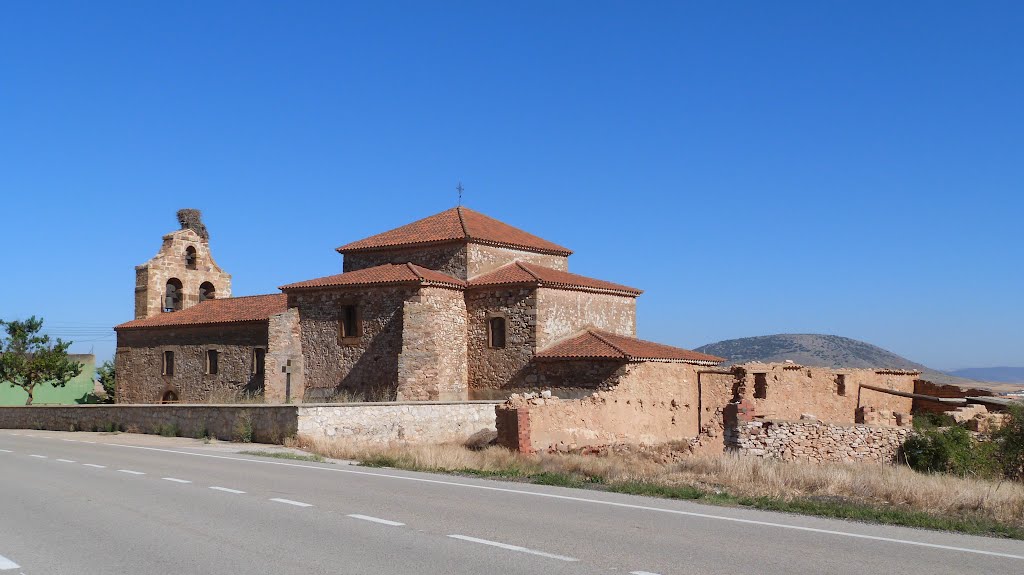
[96,359,116,403]
[996,403,1024,480]
[0,317,83,405]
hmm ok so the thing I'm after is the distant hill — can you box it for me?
[694,334,978,387]
[946,367,1024,384]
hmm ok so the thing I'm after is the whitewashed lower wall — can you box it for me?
[297,401,499,444]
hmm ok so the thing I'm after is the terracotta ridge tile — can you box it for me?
[588,329,629,358]
[515,261,543,283]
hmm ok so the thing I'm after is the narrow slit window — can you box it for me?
[488,316,507,349]
[339,305,360,339]
[253,348,266,376]
[206,350,219,375]
[754,373,767,399]
[162,351,175,376]
[836,374,847,396]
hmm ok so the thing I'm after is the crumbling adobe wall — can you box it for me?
[727,419,910,463]
[912,380,995,415]
[397,286,469,401]
[496,361,702,452]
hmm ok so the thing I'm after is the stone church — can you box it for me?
[114,208,724,404]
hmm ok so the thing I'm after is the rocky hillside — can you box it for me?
[694,334,976,386]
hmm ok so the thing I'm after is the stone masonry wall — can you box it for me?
[0,404,297,444]
[497,362,703,452]
[115,323,268,404]
[135,228,232,319]
[297,401,498,444]
[343,244,468,279]
[465,243,568,278]
[397,287,469,401]
[265,308,303,404]
[535,289,636,349]
[466,287,538,398]
[291,286,413,402]
[727,419,911,463]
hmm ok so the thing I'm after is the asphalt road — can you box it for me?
[1,430,1022,575]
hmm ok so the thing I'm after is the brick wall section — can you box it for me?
[466,287,538,396]
[495,406,532,453]
[912,380,995,414]
[343,244,468,279]
[397,287,469,401]
[726,419,911,463]
[265,308,303,403]
[0,405,297,443]
[298,401,498,444]
[535,289,636,349]
[135,228,232,319]
[291,286,413,401]
[115,323,268,404]
[466,244,568,278]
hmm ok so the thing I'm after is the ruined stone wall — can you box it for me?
[265,308,303,404]
[727,419,910,464]
[535,288,636,349]
[465,243,568,278]
[913,380,995,414]
[135,228,232,319]
[732,363,915,425]
[291,286,413,402]
[466,287,538,397]
[297,401,498,444]
[496,362,703,452]
[343,244,468,279]
[115,323,268,404]
[397,287,469,401]
[0,404,297,443]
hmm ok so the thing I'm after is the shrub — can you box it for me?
[903,426,1001,479]
[996,404,1024,480]
[912,412,957,430]
[232,411,254,443]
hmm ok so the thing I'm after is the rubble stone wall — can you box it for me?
[397,287,469,401]
[343,244,468,279]
[466,287,538,397]
[115,323,268,404]
[535,289,636,349]
[297,401,498,444]
[727,419,910,463]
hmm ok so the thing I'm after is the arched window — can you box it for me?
[487,316,507,349]
[161,390,179,404]
[199,281,216,302]
[185,246,197,270]
[164,278,183,312]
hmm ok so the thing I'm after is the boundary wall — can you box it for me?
[726,419,911,463]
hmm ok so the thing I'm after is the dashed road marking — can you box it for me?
[162,477,191,484]
[83,463,106,468]
[0,449,11,453]
[29,455,47,459]
[347,514,405,526]
[117,469,145,475]
[61,439,79,443]
[0,553,20,570]
[209,486,245,494]
[448,534,578,562]
[631,571,663,575]
[270,498,312,508]
[56,459,76,463]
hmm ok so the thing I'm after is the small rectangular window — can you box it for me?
[162,351,174,376]
[206,350,219,375]
[253,348,266,376]
[488,316,507,349]
[754,373,767,399]
[338,305,360,339]
[836,374,847,396]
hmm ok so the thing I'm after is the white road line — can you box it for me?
[29,454,47,459]
[61,439,79,443]
[0,449,11,453]
[56,459,76,463]
[631,571,663,575]
[347,514,405,526]
[82,463,106,468]
[162,477,191,484]
[105,442,1024,561]
[10,433,20,436]
[209,486,245,494]
[117,469,145,475]
[269,498,312,508]
[448,534,578,562]
[0,553,19,570]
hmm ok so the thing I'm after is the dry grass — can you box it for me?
[293,436,1024,532]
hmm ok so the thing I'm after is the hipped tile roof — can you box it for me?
[468,261,642,296]
[337,207,573,256]
[115,294,288,330]
[280,263,465,291]
[536,329,726,365]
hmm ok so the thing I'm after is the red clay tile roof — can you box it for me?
[280,263,465,291]
[115,294,288,330]
[536,329,726,365]
[468,262,642,296]
[336,207,573,256]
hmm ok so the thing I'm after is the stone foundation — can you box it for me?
[298,401,498,444]
[727,419,910,463]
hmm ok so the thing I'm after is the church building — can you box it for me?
[114,208,723,404]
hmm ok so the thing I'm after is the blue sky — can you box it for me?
[1,1,1021,370]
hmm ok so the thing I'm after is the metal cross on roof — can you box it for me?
[456,181,464,206]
